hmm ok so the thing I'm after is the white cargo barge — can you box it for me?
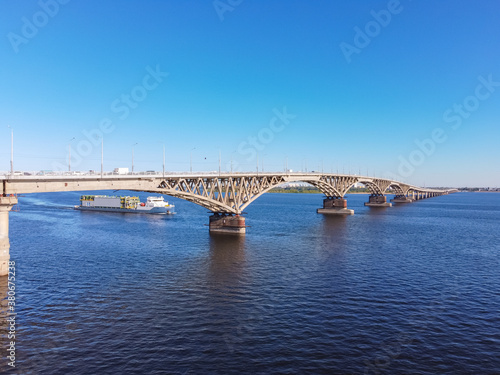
[75,195,175,214]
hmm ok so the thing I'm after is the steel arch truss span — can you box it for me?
[138,173,448,213]
[146,175,287,214]
[304,175,357,197]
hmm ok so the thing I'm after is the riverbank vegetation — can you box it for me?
[269,186,370,194]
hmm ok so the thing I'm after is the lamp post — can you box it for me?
[100,138,104,179]
[229,151,238,173]
[7,126,13,176]
[218,149,221,176]
[190,147,196,173]
[163,144,165,178]
[132,143,138,174]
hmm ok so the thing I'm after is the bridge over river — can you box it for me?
[0,172,455,275]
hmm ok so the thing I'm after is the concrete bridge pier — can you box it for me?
[209,213,246,234]
[364,194,392,207]
[391,195,413,203]
[317,197,354,215]
[0,196,17,276]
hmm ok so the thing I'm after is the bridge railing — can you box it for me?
[0,170,355,179]
[0,171,451,194]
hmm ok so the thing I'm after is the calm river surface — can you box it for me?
[1,191,499,374]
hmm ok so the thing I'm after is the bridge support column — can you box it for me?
[391,195,413,203]
[0,196,17,276]
[364,194,392,207]
[209,213,246,234]
[317,197,354,215]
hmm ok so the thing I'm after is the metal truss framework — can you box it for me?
[138,173,449,214]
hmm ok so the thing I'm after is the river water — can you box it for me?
[1,191,499,374]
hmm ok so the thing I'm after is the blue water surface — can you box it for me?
[1,191,499,374]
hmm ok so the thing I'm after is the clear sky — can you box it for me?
[1,0,499,187]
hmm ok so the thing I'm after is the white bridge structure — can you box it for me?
[0,172,455,275]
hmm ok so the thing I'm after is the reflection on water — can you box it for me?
[206,234,249,305]
[208,234,247,278]
[1,192,500,374]
[319,214,349,235]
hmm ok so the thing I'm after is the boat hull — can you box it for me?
[75,206,175,215]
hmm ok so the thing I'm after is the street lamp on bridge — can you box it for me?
[261,153,267,172]
[68,137,75,172]
[163,144,165,178]
[230,151,236,173]
[7,126,13,176]
[100,137,104,179]
[218,149,221,176]
[190,147,196,173]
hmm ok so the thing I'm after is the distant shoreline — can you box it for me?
[269,188,370,194]
[270,190,499,194]
[269,191,371,194]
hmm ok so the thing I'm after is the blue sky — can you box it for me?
[1,0,499,187]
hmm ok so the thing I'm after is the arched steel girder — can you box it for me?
[307,175,358,197]
[132,174,447,214]
[385,183,406,196]
[142,175,288,214]
[344,178,389,196]
[139,188,238,214]
[303,180,343,198]
[239,184,282,212]
[142,175,350,212]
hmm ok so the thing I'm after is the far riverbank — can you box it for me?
[270,187,370,194]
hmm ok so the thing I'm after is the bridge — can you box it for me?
[0,172,454,275]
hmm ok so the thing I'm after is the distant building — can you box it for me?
[114,168,129,175]
[286,182,310,188]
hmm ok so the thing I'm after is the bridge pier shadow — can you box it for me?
[207,234,247,285]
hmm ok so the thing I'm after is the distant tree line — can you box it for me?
[269,186,370,194]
